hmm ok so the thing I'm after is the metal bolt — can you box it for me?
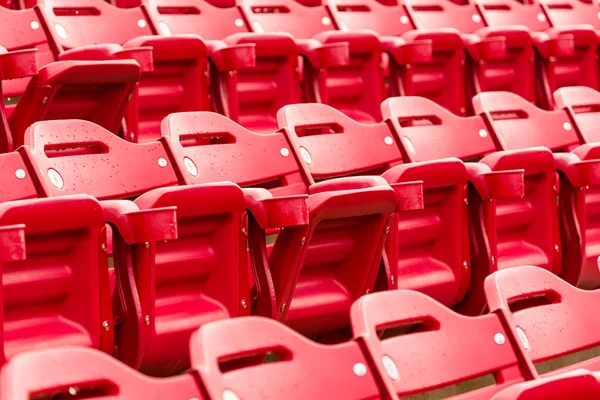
[42,97,48,105]
[301,237,306,245]
[491,256,495,264]
[391,275,395,284]
[204,70,209,77]
[242,227,247,236]
[145,315,150,325]
[144,242,150,248]
[365,289,370,294]
[281,303,286,312]
[130,132,135,141]
[555,245,559,252]
[101,243,107,252]
[385,226,390,234]
[241,300,247,309]
[15,169,26,179]
[353,363,367,377]
[553,185,557,192]
[494,333,506,345]
[463,261,468,269]
[68,387,79,396]
[464,198,469,205]
[103,321,110,331]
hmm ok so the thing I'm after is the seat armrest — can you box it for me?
[389,181,424,211]
[243,188,308,229]
[382,36,432,65]
[532,32,575,58]
[466,163,525,200]
[296,38,349,69]
[206,40,256,71]
[100,200,177,245]
[554,152,600,188]
[0,49,38,80]
[464,35,507,61]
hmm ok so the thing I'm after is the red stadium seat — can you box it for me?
[0,195,114,364]
[190,316,385,399]
[485,266,600,374]
[143,0,310,132]
[474,91,600,290]
[350,289,535,398]
[381,96,557,315]
[476,0,598,109]
[38,0,256,142]
[20,119,247,376]
[238,0,385,122]
[324,0,467,115]
[0,346,205,399]
[406,0,538,111]
[276,103,468,307]
[542,0,600,31]
[161,111,413,337]
[554,85,600,144]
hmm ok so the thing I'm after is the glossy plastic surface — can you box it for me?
[351,290,530,398]
[191,316,385,399]
[0,346,204,399]
[162,111,399,337]
[277,103,470,307]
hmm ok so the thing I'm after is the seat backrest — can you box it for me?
[224,33,302,132]
[0,153,39,202]
[553,86,600,144]
[406,0,485,33]
[21,119,180,199]
[161,112,308,197]
[485,266,600,371]
[473,91,579,151]
[277,103,404,183]
[190,317,386,400]
[0,195,112,363]
[476,0,551,31]
[351,290,531,397]
[9,60,140,151]
[324,0,415,36]
[0,347,205,399]
[382,96,496,162]
[238,0,335,39]
[541,0,600,29]
[142,0,249,39]
[0,6,56,102]
[39,0,154,49]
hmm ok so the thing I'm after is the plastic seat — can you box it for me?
[350,289,534,398]
[0,195,115,364]
[273,103,475,308]
[381,96,560,315]
[554,85,600,144]
[0,6,145,153]
[38,0,256,142]
[161,112,413,338]
[474,91,600,290]
[0,346,205,399]
[541,0,600,31]
[20,119,248,376]
[0,5,55,111]
[143,0,309,132]
[485,266,600,375]
[190,316,385,399]
[237,0,385,123]
[406,0,537,113]
[476,0,598,109]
